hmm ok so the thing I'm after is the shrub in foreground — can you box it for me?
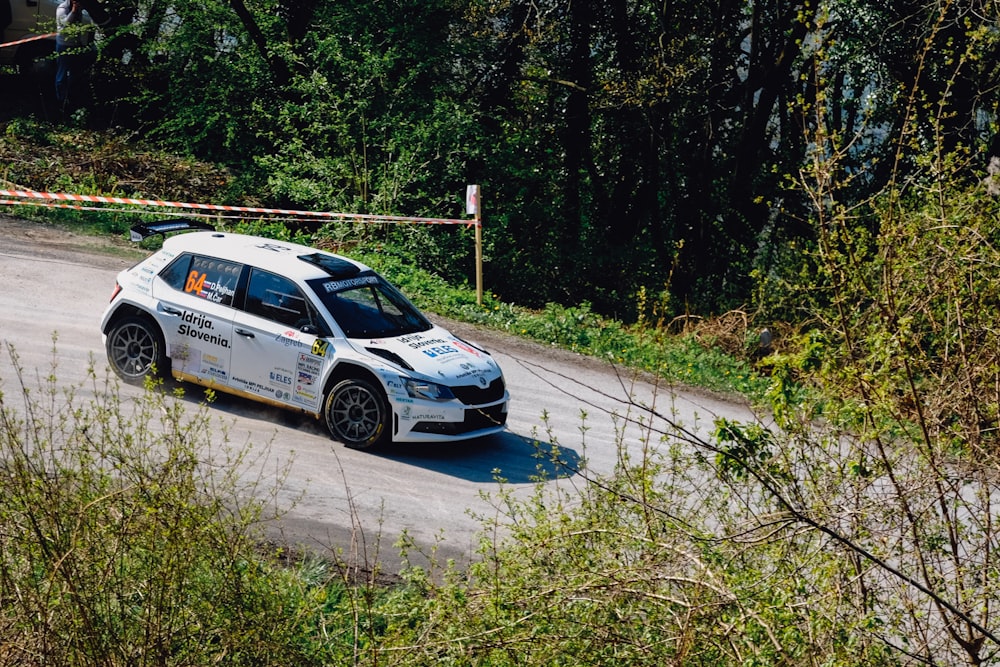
[0,343,330,666]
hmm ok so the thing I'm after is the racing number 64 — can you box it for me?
[185,271,206,294]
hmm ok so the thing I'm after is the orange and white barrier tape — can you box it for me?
[0,32,57,49]
[0,198,249,220]
[0,189,477,227]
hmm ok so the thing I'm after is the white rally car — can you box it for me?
[100,221,509,449]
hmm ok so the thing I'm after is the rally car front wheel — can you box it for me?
[324,378,389,450]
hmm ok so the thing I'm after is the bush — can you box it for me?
[0,342,326,665]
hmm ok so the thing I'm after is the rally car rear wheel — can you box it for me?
[106,315,165,383]
[325,378,389,449]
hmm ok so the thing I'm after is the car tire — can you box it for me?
[324,378,389,450]
[106,315,166,383]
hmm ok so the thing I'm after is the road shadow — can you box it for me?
[162,377,580,485]
[375,431,581,485]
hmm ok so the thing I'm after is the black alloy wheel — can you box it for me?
[106,315,165,383]
[324,378,389,449]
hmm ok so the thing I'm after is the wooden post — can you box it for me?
[467,185,483,305]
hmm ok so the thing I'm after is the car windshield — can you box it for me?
[306,272,432,338]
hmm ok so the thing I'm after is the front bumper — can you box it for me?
[390,393,509,443]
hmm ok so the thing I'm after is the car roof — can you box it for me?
[160,231,373,282]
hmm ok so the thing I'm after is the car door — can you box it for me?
[154,252,240,385]
[229,267,333,413]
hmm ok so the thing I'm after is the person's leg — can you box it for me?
[55,42,71,107]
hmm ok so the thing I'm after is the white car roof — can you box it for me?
[161,231,373,283]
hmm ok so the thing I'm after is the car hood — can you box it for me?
[356,326,502,384]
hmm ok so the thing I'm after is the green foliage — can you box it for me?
[225,217,314,245]
[250,1,475,216]
[376,421,898,666]
[713,417,779,480]
[7,1,1000,659]
[10,0,1000,321]
[349,246,767,400]
[0,120,236,239]
[748,12,1000,661]
[0,337,914,665]
[0,343,333,665]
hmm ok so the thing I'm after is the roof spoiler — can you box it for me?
[129,218,216,242]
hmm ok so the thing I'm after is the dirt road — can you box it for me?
[0,215,756,573]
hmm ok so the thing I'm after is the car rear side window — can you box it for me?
[244,268,314,329]
[159,253,241,307]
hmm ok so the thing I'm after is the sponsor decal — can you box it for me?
[451,340,483,357]
[177,325,230,348]
[294,387,317,402]
[177,311,229,348]
[269,370,293,386]
[399,406,447,421]
[184,271,236,304]
[255,242,292,253]
[144,252,174,275]
[292,353,323,406]
[422,345,459,359]
[322,275,379,292]
[408,337,448,351]
[202,353,228,381]
[180,310,213,329]
[297,353,322,374]
[204,366,227,380]
[274,332,310,350]
[231,376,276,396]
[172,343,197,374]
[171,342,191,362]
[453,367,492,381]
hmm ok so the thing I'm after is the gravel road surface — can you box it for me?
[0,215,757,574]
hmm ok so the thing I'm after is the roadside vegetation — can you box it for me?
[0,118,770,402]
[5,118,1000,663]
[4,0,1000,662]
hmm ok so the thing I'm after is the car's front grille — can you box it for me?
[451,377,506,405]
[412,404,508,435]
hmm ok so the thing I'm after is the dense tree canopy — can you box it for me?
[15,0,1000,317]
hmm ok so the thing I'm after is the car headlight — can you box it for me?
[403,378,455,401]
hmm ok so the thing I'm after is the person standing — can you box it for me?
[54,0,96,112]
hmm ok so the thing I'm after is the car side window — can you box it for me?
[245,268,313,329]
[160,253,241,307]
